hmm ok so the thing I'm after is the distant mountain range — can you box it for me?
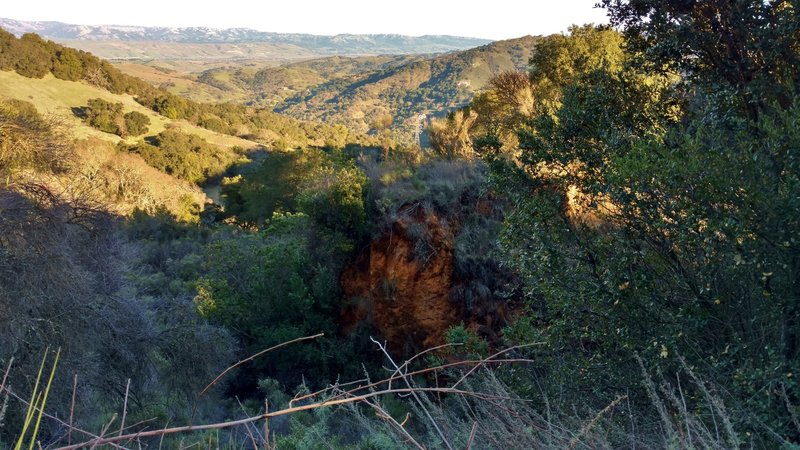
[0,18,492,55]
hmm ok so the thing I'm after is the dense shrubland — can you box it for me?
[428,7,800,447]
[2,1,800,447]
[80,98,150,137]
[121,128,239,184]
[0,101,237,439]
[1,94,518,446]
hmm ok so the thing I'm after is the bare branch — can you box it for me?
[193,333,324,414]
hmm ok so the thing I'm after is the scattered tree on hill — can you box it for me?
[126,129,230,183]
[369,113,395,160]
[83,98,125,136]
[123,110,150,136]
[80,98,150,138]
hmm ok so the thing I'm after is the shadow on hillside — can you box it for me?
[70,106,87,119]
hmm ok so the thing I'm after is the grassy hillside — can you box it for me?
[115,37,540,144]
[187,55,423,107]
[0,70,259,150]
[112,62,248,104]
[273,36,539,141]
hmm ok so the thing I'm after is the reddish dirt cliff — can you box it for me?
[341,202,461,355]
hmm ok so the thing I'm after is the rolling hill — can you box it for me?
[122,36,541,143]
[188,55,425,107]
[272,36,540,140]
[0,70,259,150]
[0,18,492,61]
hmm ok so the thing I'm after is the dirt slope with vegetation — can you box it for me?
[341,202,458,353]
[275,36,539,140]
[2,2,800,447]
[341,160,518,354]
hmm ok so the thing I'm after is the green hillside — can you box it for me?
[0,70,259,149]
[274,36,539,140]
[113,61,254,104]
[115,37,539,144]
[191,55,424,108]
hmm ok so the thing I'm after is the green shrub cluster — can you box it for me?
[123,129,230,183]
[467,17,800,446]
[81,98,150,137]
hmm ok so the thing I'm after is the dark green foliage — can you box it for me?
[126,129,230,183]
[198,149,376,391]
[83,98,125,135]
[221,150,321,226]
[123,110,150,136]
[51,47,84,81]
[601,0,800,118]
[194,214,352,389]
[146,93,191,120]
[80,99,150,137]
[297,159,368,237]
[11,33,53,78]
[222,148,368,237]
[484,16,800,445]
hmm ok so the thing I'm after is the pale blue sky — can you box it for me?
[0,0,609,40]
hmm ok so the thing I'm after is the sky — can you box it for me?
[0,0,608,40]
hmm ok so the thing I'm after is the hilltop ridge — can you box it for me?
[0,17,493,57]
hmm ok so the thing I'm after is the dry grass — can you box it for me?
[0,70,259,150]
[0,336,754,450]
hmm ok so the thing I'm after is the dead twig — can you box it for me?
[235,396,260,450]
[568,395,627,449]
[781,383,800,435]
[465,421,478,450]
[290,357,533,408]
[0,357,12,392]
[55,386,499,450]
[362,397,425,450]
[68,374,77,446]
[120,378,130,437]
[193,333,323,415]
[451,343,542,389]
[371,336,453,450]
[263,399,272,450]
